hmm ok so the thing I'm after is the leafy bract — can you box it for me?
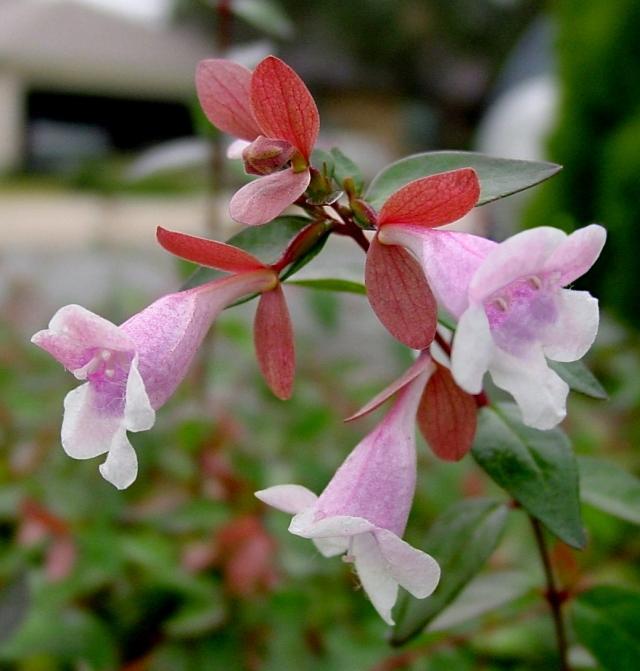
[572,586,640,671]
[548,360,607,399]
[578,456,640,525]
[391,498,508,645]
[366,151,561,210]
[472,404,585,548]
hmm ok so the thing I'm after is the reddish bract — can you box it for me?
[417,364,477,461]
[253,285,295,400]
[378,168,480,229]
[250,56,319,161]
[156,227,265,273]
[365,237,437,350]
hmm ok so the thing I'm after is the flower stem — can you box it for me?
[529,516,571,671]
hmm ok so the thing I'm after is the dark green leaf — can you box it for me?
[366,151,561,209]
[0,573,29,644]
[230,0,294,39]
[572,586,640,671]
[287,277,366,294]
[330,147,364,194]
[391,498,508,645]
[472,405,586,548]
[548,360,607,399]
[183,216,311,289]
[578,456,640,525]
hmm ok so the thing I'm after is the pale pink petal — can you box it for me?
[469,227,566,303]
[227,139,250,159]
[32,305,132,373]
[365,235,437,349]
[61,384,123,460]
[196,59,261,141]
[98,427,138,490]
[542,290,599,362]
[376,529,440,599]
[255,484,317,514]
[352,532,399,625]
[451,305,493,394]
[289,511,375,538]
[157,226,265,273]
[489,346,569,430]
[379,227,496,318]
[543,224,607,286]
[250,56,319,160]
[253,286,295,400]
[124,357,155,432]
[229,168,310,226]
[378,169,480,228]
[345,351,434,422]
[312,536,349,558]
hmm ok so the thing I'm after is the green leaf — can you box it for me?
[230,0,294,39]
[366,151,561,209]
[578,456,640,525]
[287,277,366,294]
[0,573,30,644]
[391,498,508,645]
[329,147,364,194]
[472,405,586,548]
[183,216,311,289]
[572,586,640,671]
[548,360,607,399]
[428,570,536,632]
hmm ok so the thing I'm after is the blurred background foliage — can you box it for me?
[0,0,639,669]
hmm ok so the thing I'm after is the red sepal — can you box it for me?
[253,285,295,400]
[417,363,477,461]
[365,236,437,350]
[157,227,265,273]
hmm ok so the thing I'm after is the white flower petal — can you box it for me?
[376,529,440,599]
[98,428,138,490]
[544,224,606,286]
[255,484,318,515]
[312,536,349,558]
[489,346,569,430]
[289,511,375,538]
[124,357,155,432]
[352,532,399,625]
[61,384,123,459]
[451,304,493,394]
[227,138,251,159]
[542,290,599,362]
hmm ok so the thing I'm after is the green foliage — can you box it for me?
[366,151,561,210]
[548,360,608,399]
[472,405,585,548]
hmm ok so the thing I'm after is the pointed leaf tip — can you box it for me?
[365,237,437,350]
[250,56,319,160]
[378,168,480,228]
[418,364,477,461]
[156,227,265,273]
[254,285,295,399]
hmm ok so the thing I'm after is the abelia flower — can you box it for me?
[197,55,319,226]
[365,168,486,349]
[256,366,440,624]
[451,225,606,429]
[32,267,278,489]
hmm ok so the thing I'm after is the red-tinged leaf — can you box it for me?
[196,59,261,141]
[250,56,319,160]
[157,227,265,272]
[346,352,434,422]
[418,364,477,461]
[365,236,437,350]
[378,168,480,228]
[253,285,295,399]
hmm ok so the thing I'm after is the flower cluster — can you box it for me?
[32,55,606,623]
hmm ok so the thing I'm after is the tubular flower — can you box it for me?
[197,55,319,226]
[256,368,440,624]
[365,168,488,349]
[32,269,277,489]
[451,225,606,429]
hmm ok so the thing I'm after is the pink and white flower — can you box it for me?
[197,55,319,226]
[450,225,606,429]
[256,368,440,624]
[32,269,277,489]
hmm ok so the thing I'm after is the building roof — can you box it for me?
[0,0,216,99]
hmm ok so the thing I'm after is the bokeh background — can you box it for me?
[0,1,639,669]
